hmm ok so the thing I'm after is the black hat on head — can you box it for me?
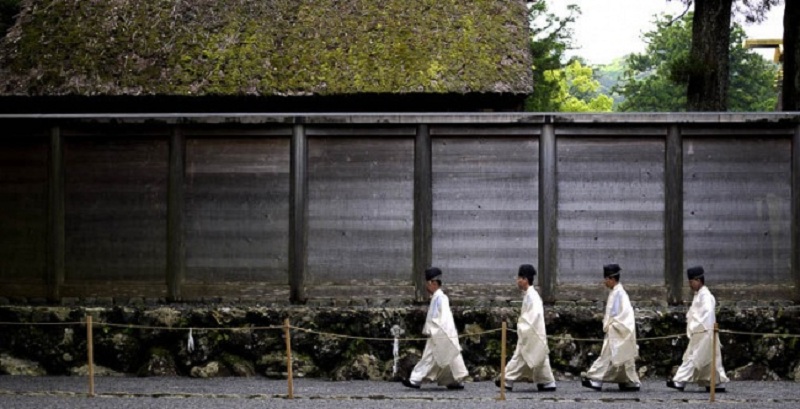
[425,267,442,282]
[603,264,621,278]
[518,264,536,283]
[687,266,704,280]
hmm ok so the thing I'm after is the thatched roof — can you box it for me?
[0,0,533,97]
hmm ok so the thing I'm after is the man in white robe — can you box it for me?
[402,267,468,389]
[581,264,641,391]
[496,264,556,392]
[667,265,729,392]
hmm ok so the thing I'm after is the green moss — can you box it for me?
[1,0,532,96]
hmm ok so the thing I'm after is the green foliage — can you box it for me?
[525,2,612,112]
[543,60,613,112]
[595,57,627,108]
[524,1,578,111]
[615,12,778,112]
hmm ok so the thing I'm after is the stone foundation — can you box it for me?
[1,303,798,382]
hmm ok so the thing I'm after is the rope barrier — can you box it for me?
[97,323,286,331]
[0,321,85,326]
[290,325,505,342]
[2,321,799,342]
[720,329,800,338]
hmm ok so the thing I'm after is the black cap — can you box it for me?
[603,264,621,278]
[518,264,536,282]
[425,267,442,282]
[687,266,704,280]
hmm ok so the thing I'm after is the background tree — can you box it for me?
[616,12,777,112]
[524,1,579,111]
[783,0,799,110]
[687,0,734,111]
[544,60,613,112]
[670,0,781,111]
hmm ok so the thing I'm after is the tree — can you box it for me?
[616,13,778,112]
[524,1,612,112]
[524,1,579,111]
[543,60,613,112]
[686,0,733,111]
[783,0,800,110]
[670,0,781,111]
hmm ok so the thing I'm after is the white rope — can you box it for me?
[390,325,405,376]
[187,328,195,352]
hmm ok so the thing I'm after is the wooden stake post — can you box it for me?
[284,318,294,399]
[710,323,718,402]
[86,315,95,397]
[498,320,507,401]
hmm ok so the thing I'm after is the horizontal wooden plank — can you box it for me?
[0,137,48,283]
[684,138,791,285]
[557,138,664,285]
[307,137,414,284]
[432,137,538,284]
[185,138,290,283]
[64,137,168,282]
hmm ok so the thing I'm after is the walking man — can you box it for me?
[581,264,641,391]
[667,266,729,392]
[496,264,556,392]
[403,267,468,390]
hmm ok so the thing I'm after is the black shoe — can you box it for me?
[705,386,726,393]
[494,379,512,391]
[666,380,685,391]
[402,379,420,389]
[619,383,640,392]
[581,377,602,391]
[537,383,557,392]
[446,382,465,390]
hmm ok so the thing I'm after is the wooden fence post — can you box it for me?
[793,125,800,303]
[539,121,557,303]
[167,126,185,302]
[665,125,684,305]
[414,124,433,303]
[289,122,308,304]
[47,126,64,303]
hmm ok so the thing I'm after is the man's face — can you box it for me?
[426,279,438,295]
[689,278,703,292]
[603,276,616,289]
[517,276,529,291]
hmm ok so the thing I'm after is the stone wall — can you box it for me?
[1,303,799,382]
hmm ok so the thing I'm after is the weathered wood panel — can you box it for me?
[684,136,791,283]
[64,136,168,282]
[307,136,413,285]
[185,137,290,283]
[558,133,665,284]
[432,135,538,284]
[0,135,47,284]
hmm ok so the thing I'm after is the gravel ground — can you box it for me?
[1,377,799,409]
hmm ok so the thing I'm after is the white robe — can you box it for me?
[673,286,729,385]
[585,283,640,384]
[504,286,555,384]
[409,288,468,385]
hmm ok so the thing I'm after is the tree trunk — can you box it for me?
[783,0,800,111]
[687,0,733,111]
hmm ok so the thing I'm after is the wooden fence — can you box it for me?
[0,113,798,304]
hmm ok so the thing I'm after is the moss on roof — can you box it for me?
[0,0,533,97]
